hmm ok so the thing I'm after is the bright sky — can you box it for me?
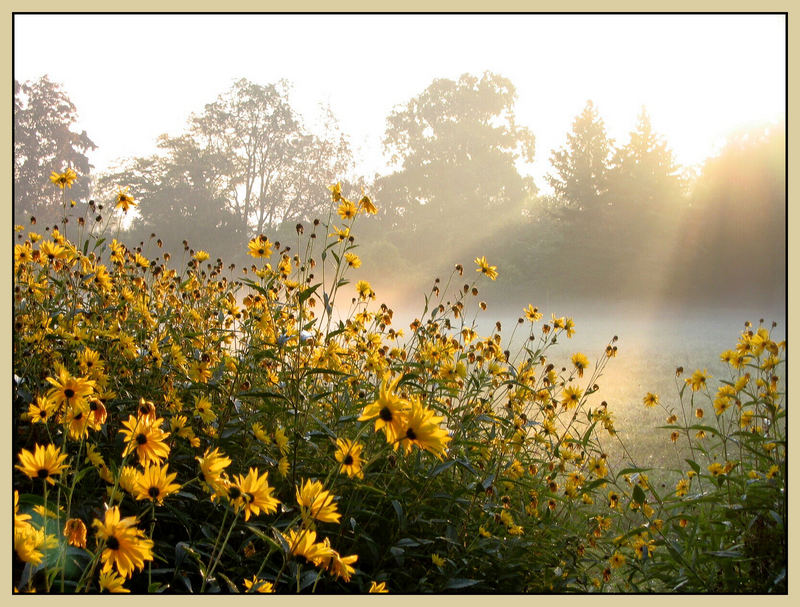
[14,13,785,191]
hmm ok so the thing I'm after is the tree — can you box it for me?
[379,72,534,220]
[373,72,535,273]
[607,107,684,213]
[95,134,249,263]
[190,78,352,234]
[546,100,612,213]
[14,76,96,226]
[668,122,785,306]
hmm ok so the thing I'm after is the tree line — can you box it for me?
[14,73,785,310]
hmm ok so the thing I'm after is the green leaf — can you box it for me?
[298,283,320,305]
[445,578,481,589]
[632,484,647,505]
[685,459,701,474]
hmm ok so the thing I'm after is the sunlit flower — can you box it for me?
[358,374,410,443]
[318,538,358,581]
[45,367,95,410]
[98,570,129,593]
[14,524,56,565]
[396,396,451,460]
[296,478,341,524]
[571,352,590,378]
[356,279,375,300]
[92,506,154,578]
[337,198,357,220]
[16,443,69,485]
[64,518,87,548]
[344,252,361,268]
[119,415,171,466]
[358,193,378,214]
[114,187,137,213]
[524,304,543,322]
[50,168,77,189]
[229,468,279,521]
[248,235,273,258]
[196,447,232,498]
[243,576,274,593]
[609,551,626,569]
[474,256,498,280]
[27,395,56,424]
[642,392,659,408]
[14,491,32,531]
[283,527,335,566]
[334,438,365,479]
[686,369,710,392]
[561,385,582,410]
[194,250,210,262]
[369,581,388,593]
[134,463,181,505]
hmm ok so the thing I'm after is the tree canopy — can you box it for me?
[14,76,96,226]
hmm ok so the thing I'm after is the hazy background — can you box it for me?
[14,14,786,459]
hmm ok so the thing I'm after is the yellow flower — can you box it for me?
[119,415,171,466]
[283,527,335,566]
[675,479,690,497]
[229,468,280,521]
[14,491,32,531]
[707,462,725,477]
[114,187,137,213]
[356,280,375,300]
[64,518,87,548]
[358,193,378,214]
[561,385,582,410]
[344,252,361,268]
[194,250,210,262]
[474,256,498,280]
[196,447,232,498]
[133,463,181,505]
[432,553,445,567]
[642,392,659,408]
[15,443,69,485]
[396,396,451,460]
[358,374,410,443]
[15,524,56,565]
[369,581,389,593]
[328,182,343,201]
[609,551,626,569]
[571,352,590,378]
[334,438,365,479]
[296,478,341,524]
[98,570,130,593]
[686,369,710,392]
[92,506,154,578]
[243,576,274,593]
[317,538,358,581]
[524,304,543,322]
[45,367,95,410]
[248,235,273,258]
[337,198,357,220]
[49,168,77,189]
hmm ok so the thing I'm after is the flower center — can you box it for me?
[148,486,160,498]
[37,468,50,479]
[406,428,417,440]
[343,454,354,466]
[64,388,75,399]
[107,536,120,550]
[228,486,241,500]
[136,433,148,445]
[379,407,393,422]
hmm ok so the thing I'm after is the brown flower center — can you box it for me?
[136,433,148,445]
[379,407,392,422]
[107,536,120,550]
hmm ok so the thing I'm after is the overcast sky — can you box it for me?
[14,13,786,191]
